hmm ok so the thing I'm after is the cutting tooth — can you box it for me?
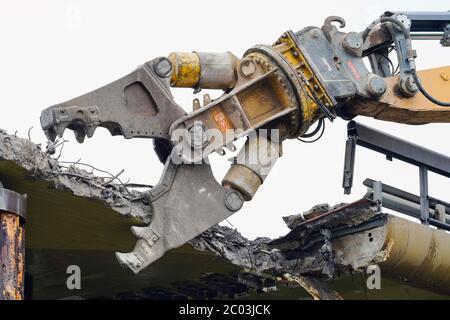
[55,125,67,138]
[115,252,129,266]
[74,130,86,143]
[115,252,142,273]
[115,252,127,266]
[86,125,96,138]
[131,226,146,239]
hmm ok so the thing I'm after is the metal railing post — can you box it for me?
[435,204,446,230]
[419,166,430,225]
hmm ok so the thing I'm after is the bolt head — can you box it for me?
[395,14,412,30]
[344,32,363,50]
[367,75,387,97]
[224,190,244,212]
[240,59,256,78]
[405,76,418,93]
[153,57,172,78]
[310,29,321,39]
[189,123,208,149]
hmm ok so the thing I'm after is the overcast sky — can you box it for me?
[1,0,449,239]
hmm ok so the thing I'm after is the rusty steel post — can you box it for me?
[0,185,27,300]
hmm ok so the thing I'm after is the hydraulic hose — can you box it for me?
[412,71,450,106]
[363,16,450,107]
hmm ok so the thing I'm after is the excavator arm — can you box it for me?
[40,11,450,273]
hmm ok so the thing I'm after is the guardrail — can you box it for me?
[342,121,450,229]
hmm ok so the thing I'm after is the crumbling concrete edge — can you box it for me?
[0,130,363,300]
[0,129,151,222]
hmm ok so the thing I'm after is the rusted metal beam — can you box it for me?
[0,213,25,299]
[0,187,27,300]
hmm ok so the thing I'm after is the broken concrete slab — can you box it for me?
[0,129,150,221]
[0,129,150,253]
[194,200,450,298]
[1,129,450,299]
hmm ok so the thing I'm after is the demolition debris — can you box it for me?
[0,129,150,222]
[2,129,450,300]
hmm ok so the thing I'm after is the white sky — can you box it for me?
[0,0,449,239]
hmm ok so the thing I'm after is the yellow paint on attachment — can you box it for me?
[168,52,200,88]
[273,32,334,125]
[346,66,450,124]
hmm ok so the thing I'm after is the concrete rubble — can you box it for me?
[0,129,150,222]
[2,129,450,300]
[0,130,348,298]
[193,199,379,278]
